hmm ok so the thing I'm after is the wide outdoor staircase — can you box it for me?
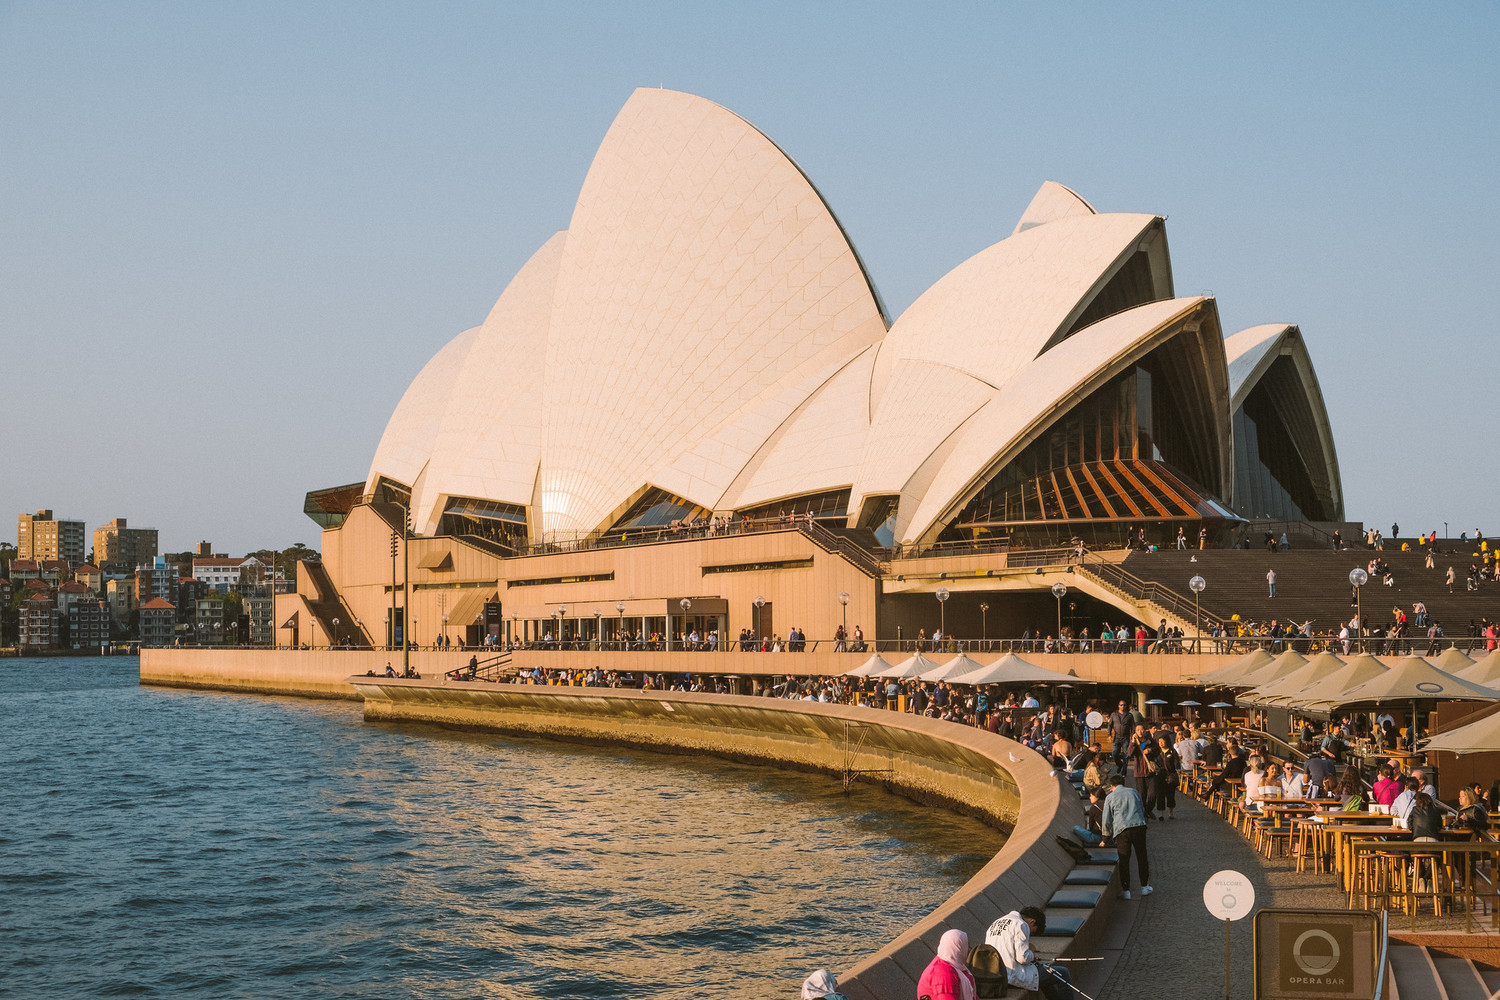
[300,560,371,647]
[1388,944,1500,998]
[1120,549,1500,640]
[1072,557,1223,634]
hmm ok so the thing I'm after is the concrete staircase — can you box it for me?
[1120,549,1500,639]
[1388,943,1500,999]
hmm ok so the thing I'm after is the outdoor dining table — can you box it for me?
[1298,814,1400,886]
[1347,837,1500,930]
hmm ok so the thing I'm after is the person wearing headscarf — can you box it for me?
[800,968,849,1000]
[916,928,976,1000]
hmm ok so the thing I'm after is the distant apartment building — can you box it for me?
[66,598,110,649]
[93,518,158,570]
[9,558,70,588]
[106,578,136,625]
[19,594,57,651]
[191,556,262,593]
[17,510,85,566]
[245,594,273,646]
[138,598,177,647]
[74,563,103,593]
[55,580,93,616]
[193,598,229,645]
[134,556,176,605]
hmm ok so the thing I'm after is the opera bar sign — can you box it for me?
[1254,909,1378,1000]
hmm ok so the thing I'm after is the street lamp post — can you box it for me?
[557,606,567,648]
[1349,568,1369,653]
[332,617,340,648]
[935,587,950,648]
[1189,575,1206,652]
[838,591,849,650]
[1051,582,1067,643]
[593,609,601,648]
[754,595,765,645]
[616,601,625,650]
[383,613,389,651]
[389,531,398,650]
[442,614,448,647]
[679,597,692,651]
[979,602,989,650]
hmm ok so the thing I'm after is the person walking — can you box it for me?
[1108,700,1132,772]
[1102,773,1152,899]
[1267,567,1277,597]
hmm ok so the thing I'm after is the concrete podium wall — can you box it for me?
[352,679,1083,1000]
[139,648,487,699]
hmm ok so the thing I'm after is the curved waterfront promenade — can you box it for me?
[351,677,1082,999]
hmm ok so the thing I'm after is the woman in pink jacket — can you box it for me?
[916,928,976,1000]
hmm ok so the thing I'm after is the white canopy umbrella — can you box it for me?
[1236,649,1309,690]
[1195,648,1274,687]
[951,652,1087,687]
[875,652,938,680]
[1243,652,1345,708]
[1457,649,1500,688]
[846,653,895,678]
[1423,706,1500,755]
[1334,655,1500,706]
[920,652,985,683]
[1288,654,1389,715]
[1431,646,1475,676]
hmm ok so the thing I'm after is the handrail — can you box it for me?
[1372,907,1389,1000]
[1074,558,1225,630]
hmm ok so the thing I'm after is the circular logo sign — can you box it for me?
[1416,681,1444,694]
[1086,711,1104,729]
[1292,928,1341,976]
[1203,869,1255,920]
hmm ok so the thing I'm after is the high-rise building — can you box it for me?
[135,555,176,605]
[93,518,159,570]
[17,510,85,566]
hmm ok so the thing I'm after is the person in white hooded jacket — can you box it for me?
[985,906,1072,999]
[798,968,848,1000]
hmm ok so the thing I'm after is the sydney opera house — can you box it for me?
[282,88,1343,652]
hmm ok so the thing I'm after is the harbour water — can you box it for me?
[1,657,1004,998]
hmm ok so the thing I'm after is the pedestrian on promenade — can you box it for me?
[1102,773,1152,899]
[1109,700,1132,771]
[1267,567,1277,597]
[916,927,976,999]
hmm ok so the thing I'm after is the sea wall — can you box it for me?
[139,648,486,699]
[352,678,1084,1000]
[140,646,1240,700]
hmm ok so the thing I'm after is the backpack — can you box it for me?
[967,943,1009,998]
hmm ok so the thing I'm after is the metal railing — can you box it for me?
[1074,558,1225,631]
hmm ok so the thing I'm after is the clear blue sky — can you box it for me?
[2,3,1495,555]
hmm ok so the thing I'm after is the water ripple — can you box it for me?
[1,657,1005,998]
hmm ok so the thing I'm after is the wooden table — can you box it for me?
[1348,838,1500,930]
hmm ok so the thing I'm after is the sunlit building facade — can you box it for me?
[289,89,1343,649]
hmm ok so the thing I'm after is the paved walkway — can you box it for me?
[1078,794,1345,1000]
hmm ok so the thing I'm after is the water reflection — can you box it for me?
[3,659,1004,998]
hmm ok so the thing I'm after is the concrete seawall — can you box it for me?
[140,646,1243,700]
[353,678,1083,1000]
[139,649,490,699]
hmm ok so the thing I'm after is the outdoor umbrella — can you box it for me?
[1334,655,1500,706]
[1457,649,1500,688]
[1331,655,1499,749]
[1235,649,1309,690]
[846,653,894,678]
[875,652,938,680]
[1432,646,1475,676]
[951,652,1086,687]
[919,652,985,683]
[1423,706,1500,755]
[1243,652,1345,708]
[1287,654,1389,716]
[1195,648,1274,687]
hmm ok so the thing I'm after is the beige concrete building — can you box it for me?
[93,518,159,571]
[287,89,1345,659]
[17,509,85,566]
